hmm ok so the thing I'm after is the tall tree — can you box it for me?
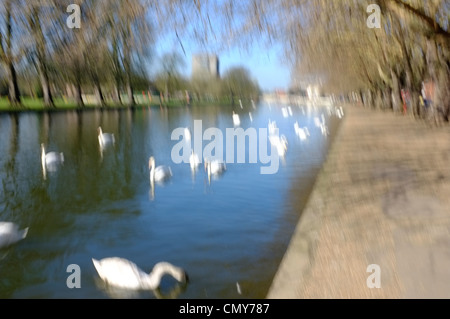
[0,0,21,106]
[25,2,55,108]
[103,0,153,107]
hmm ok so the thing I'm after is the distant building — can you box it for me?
[192,54,220,79]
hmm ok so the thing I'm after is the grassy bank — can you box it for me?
[0,96,242,112]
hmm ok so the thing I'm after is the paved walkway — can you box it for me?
[267,105,450,299]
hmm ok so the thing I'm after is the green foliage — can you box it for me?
[221,66,261,100]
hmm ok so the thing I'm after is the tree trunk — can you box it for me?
[112,37,122,105]
[4,1,21,106]
[74,62,84,108]
[7,62,21,106]
[126,77,135,107]
[365,89,374,108]
[390,69,402,113]
[94,82,105,107]
[39,67,54,108]
[358,90,364,106]
[384,87,393,110]
[123,53,135,107]
[122,24,135,108]
[436,69,450,123]
[426,38,450,123]
[114,84,122,104]
[164,81,169,103]
[410,89,420,118]
[375,88,383,109]
[75,82,83,108]
[29,6,54,108]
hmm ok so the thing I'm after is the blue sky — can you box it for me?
[214,45,292,92]
[154,39,292,93]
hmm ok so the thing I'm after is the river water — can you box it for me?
[0,101,340,299]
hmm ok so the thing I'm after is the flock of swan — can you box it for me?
[263,104,344,158]
[2,125,189,296]
[1,103,345,296]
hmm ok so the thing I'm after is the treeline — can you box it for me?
[167,0,449,124]
[287,0,450,124]
[231,0,449,124]
[0,0,155,108]
[1,1,447,119]
[151,51,260,105]
[0,0,261,109]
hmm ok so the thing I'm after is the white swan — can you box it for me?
[98,126,115,149]
[41,143,64,180]
[314,116,323,128]
[184,128,191,142]
[269,134,288,157]
[92,257,188,291]
[294,122,310,141]
[189,150,200,171]
[268,120,277,135]
[287,106,293,117]
[232,112,240,126]
[149,156,172,184]
[320,123,329,136]
[0,222,28,249]
[204,158,226,183]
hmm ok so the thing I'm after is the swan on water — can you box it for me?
[184,128,191,142]
[189,150,200,171]
[314,116,321,127]
[0,222,28,249]
[92,257,188,291]
[268,120,277,135]
[269,134,288,157]
[149,156,172,184]
[41,143,64,180]
[204,158,226,183]
[232,112,240,126]
[148,157,172,200]
[287,106,293,117]
[98,126,115,149]
[294,122,310,141]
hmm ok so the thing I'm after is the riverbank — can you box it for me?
[0,96,241,113]
[267,104,450,298]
